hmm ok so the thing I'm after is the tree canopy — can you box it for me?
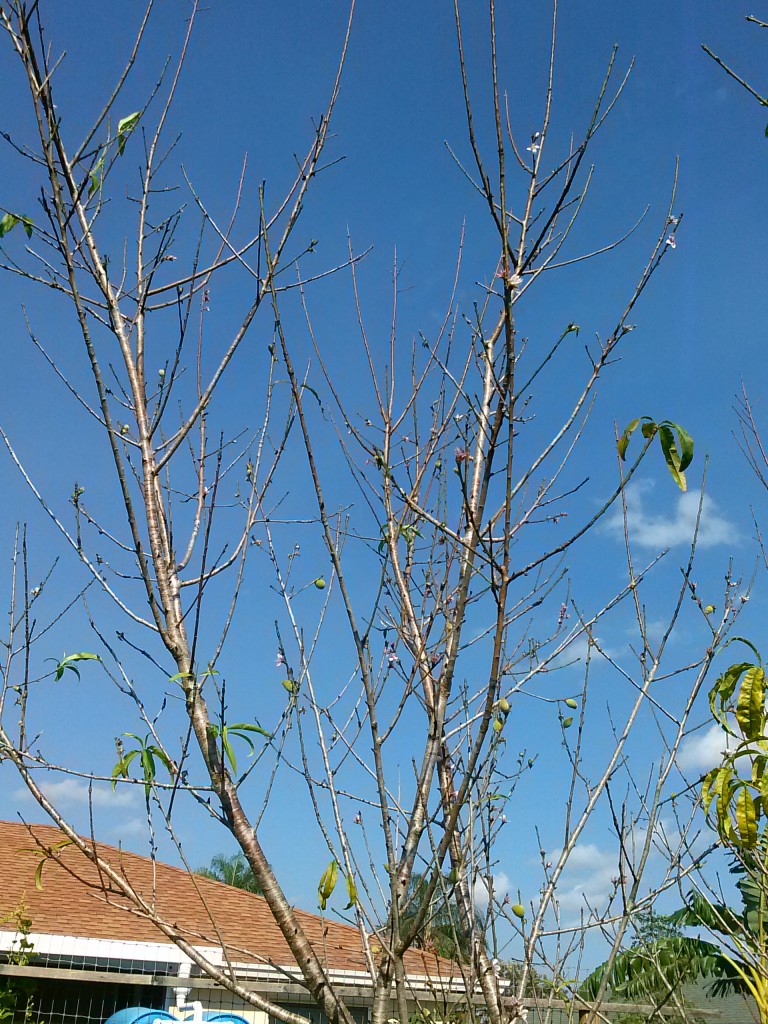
[197,853,264,896]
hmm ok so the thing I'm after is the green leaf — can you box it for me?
[88,155,105,198]
[0,212,33,239]
[657,423,693,492]
[169,672,194,683]
[344,872,357,909]
[672,889,746,938]
[617,417,648,461]
[657,424,684,489]
[149,745,173,772]
[617,416,694,490]
[640,420,657,439]
[579,931,737,1002]
[221,731,237,773]
[16,839,75,891]
[300,383,323,407]
[111,748,140,788]
[137,744,173,797]
[49,651,101,682]
[229,721,273,740]
[719,636,763,663]
[702,764,733,821]
[140,747,157,794]
[735,784,759,848]
[117,111,141,155]
[671,421,694,472]
[709,662,755,733]
[111,734,173,798]
[208,722,270,775]
[716,773,737,835]
[752,753,768,786]
[208,724,237,772]
[736,666,767,741]
[318,859,339,910]
[33,858,46,891]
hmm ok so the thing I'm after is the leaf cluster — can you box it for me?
[618,416,694,491]
[702,647,768,849]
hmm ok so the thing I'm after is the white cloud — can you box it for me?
[475,871,510,913]
[549,635,591,670]
[109,816,147,840]
[606,483,735,550]
[548,842,619,913]
[676,724,733,773]
[558,843,612,873]
[548,633,618,671]
[548,819,699,921]
[15,777,139,809]
[642,618,669,646]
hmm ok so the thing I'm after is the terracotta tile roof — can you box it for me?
[0,820,452,981]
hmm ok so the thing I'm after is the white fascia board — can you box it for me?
[0,932,462,995]
[0,930,221,967]
[225,961,464,994]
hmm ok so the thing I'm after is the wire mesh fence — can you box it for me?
[0,974,164,1024]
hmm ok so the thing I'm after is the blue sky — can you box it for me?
[1,0,767,973]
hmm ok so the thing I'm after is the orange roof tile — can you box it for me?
[0,820,453,982]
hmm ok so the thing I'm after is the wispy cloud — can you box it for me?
[549,635,592,670]
[549,632,619,670]
[606,483,735,550]
[475,871,510,913]
[676,724,733,774]
[109,816,148,840]
[549,842,619,913]
[549,829,677,915]
[15,777,140,809]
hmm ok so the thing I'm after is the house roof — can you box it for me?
[0,820,451,981]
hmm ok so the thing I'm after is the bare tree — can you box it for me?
[0,3,739,1023]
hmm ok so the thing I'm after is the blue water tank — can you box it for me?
[202,1014,250,1024]
[104,1009,177,1024]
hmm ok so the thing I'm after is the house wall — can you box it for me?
[172,989,269,1024]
